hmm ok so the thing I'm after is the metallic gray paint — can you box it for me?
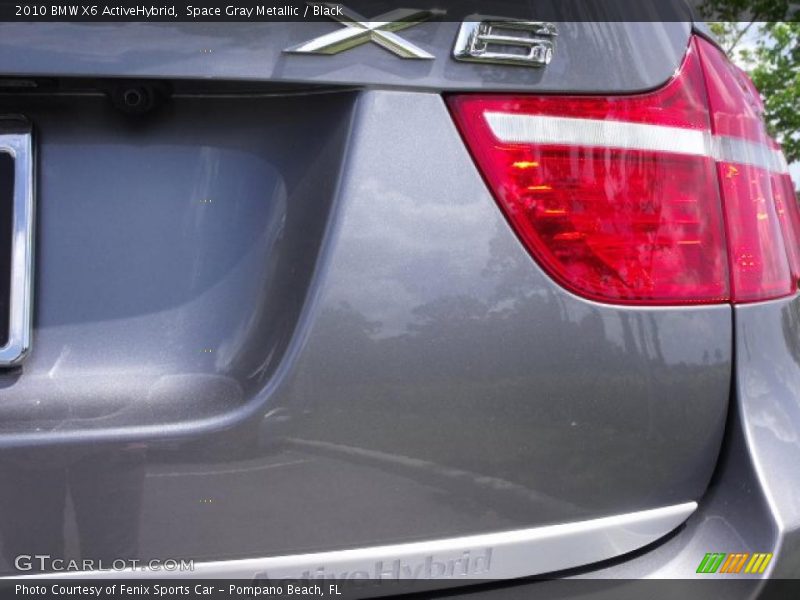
[0,90,355,437]
[732,299,800,578]
[524,296,800,586]
[0,21,690,93]
[0,91,731,572]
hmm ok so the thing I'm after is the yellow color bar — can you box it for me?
[745,553,773,574]
[758,553,773,574]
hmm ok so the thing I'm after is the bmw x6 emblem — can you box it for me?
[284,2,441,59]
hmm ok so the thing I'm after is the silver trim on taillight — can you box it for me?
[484,112,790,174]
[713,135,789,174]
[484,112,710,156]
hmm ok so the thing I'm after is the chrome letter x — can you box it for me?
[285,3,440,59]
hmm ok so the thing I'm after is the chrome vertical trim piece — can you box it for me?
[0,120,34,367]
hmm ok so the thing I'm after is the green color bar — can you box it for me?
[708,553,726,573]
[696,553,714,573]
[697,553,726,574]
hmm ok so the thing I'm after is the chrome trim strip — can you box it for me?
[485,113,711,157]
[484,113,790,174]
[0,122,34,367]
[13,502,696,581]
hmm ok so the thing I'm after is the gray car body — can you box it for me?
[0,11,796,595]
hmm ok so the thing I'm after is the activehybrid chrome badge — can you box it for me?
[285,3,440,59]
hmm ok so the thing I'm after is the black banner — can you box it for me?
[1,579,799,600]
[0,0,795,23]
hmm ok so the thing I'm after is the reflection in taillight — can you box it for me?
[448,35,798,306]
[696,36,795,302]
[773,169,800,280]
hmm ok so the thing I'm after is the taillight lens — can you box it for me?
[448,36,798,305]
[773,168,800,280]
[695,37,794,302]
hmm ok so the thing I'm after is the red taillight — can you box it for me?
[695,36,795,302]
[448,36,798,305]
[773,170,800,280]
